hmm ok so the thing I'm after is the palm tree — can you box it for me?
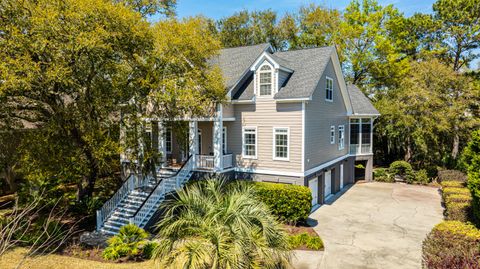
[153,178,291,269]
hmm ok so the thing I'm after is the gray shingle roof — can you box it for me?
[212,43,271,90]
[273,47,335,99]
[347,84,380,115]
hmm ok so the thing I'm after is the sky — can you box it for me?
[175,0,436,20]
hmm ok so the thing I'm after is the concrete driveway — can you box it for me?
[309,182,443,269]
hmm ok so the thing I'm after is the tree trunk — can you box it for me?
[404,136,412,162]
[4,165,17,193]
[452,129,460,160]
[71,128,98,200]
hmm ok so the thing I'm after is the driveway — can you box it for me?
[309,182,443,269]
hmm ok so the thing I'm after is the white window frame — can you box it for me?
[325,76,333,102]
[330,125,335,144]
[242,127,257,159]
[338,125,345,150]
[222,126,227,154]
[166,127,172,153]
[273,127,290,161]
[258,63,273,97]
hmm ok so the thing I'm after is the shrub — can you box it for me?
[142,241,158,259]
[373,168,394,183]
[287,232,323,251]
[388,161,415,183]
[414,169,430,185]
[442,187,471,198]
[102,224,149,261]
[438,170,467,182]
[422,221,480,268]
[251,182,311,224]
[440,180,465,188]
[445,201,471,222]
[444,194,472,204]
[461,130,480,225]
[305,236,324,250]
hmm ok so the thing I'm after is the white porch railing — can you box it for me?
[222,154,233,169]
[196,154,233,170]
[196,155,214,170]
[96,174,138,231]
[129,156,194,228]
[350,144,372,155]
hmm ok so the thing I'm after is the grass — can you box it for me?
[0,248,155,269]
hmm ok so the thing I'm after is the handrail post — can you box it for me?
[96,210,102,231]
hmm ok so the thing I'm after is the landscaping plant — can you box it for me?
[102,224,149,261]
[153,179,291,269]
[388,161,415,183]
[251,181,312,224]
[422,221,480,268]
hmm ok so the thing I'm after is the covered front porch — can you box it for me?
[156,119,234,172]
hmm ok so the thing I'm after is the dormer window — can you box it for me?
[259,65,273,96]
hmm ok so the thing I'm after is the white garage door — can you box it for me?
[324,170,332,198]
[340,164,344,189]
[309,178,318,206]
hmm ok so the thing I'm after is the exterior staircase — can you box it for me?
[96,157,194,236]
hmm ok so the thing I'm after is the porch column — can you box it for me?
[158,121,167,167]
[189,120,198,169]
[213,104,223,172]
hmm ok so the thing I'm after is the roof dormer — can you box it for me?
[250,52,293,98]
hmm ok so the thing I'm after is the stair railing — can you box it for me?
[129,155,194,227]
[96,173,137,231]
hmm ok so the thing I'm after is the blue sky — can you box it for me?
[175,0,436,20]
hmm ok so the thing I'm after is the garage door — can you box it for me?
[309,178,318,206]
[340,164,344,189]
[324,170,332,198]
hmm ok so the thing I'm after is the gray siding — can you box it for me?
[229,101,303,173]
[278,69,290,88]
[304,59,350,171]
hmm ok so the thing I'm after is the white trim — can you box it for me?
[325,76,334,102]
[275,97,312,103]
[272,127,290,161]
[331,49,353,114]
[222,126,227,154]
[338,125,345,150]
[304,154,350,177]
[242,126,257,159]
[222,117,236,121]
[350,113,381,117]
[250,52,294,73]
[231,99,254,104]
[330,125,335,144]
[235,167,303,177]
[301,101,305,173]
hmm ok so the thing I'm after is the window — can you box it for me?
[330,126,335,144]
[325,77,333,101]
[243,127,257,158]
[362,120,371,145]
[259,65,273,96]
[166,127,172,153]
[350,120,359,145]
[222,127,227,154]
[197,129,202,154]
[338,125,345,150]
[273,128,289,160]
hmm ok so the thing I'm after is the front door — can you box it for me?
[309,178,318,206]
[340,164,344,189]
[324,170,332,198]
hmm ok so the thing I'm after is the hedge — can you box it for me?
[422,221,480,269]
[373,168,394,183]
[440,180,465,188]
[389,161,415,183]
[251,182,311,224]
[437,170,467,182]
[445,201,471,222]
[442,187,471,198]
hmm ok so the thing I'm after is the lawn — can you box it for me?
[0,248,155,269]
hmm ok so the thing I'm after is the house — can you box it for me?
[96,43,380,235]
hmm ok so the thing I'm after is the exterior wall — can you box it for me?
[235,172,303,185]
[229,101,303,173]
[278,69,290,88]
[197,121,213,155]
[222,103,235,119]
[304,59,350,171]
